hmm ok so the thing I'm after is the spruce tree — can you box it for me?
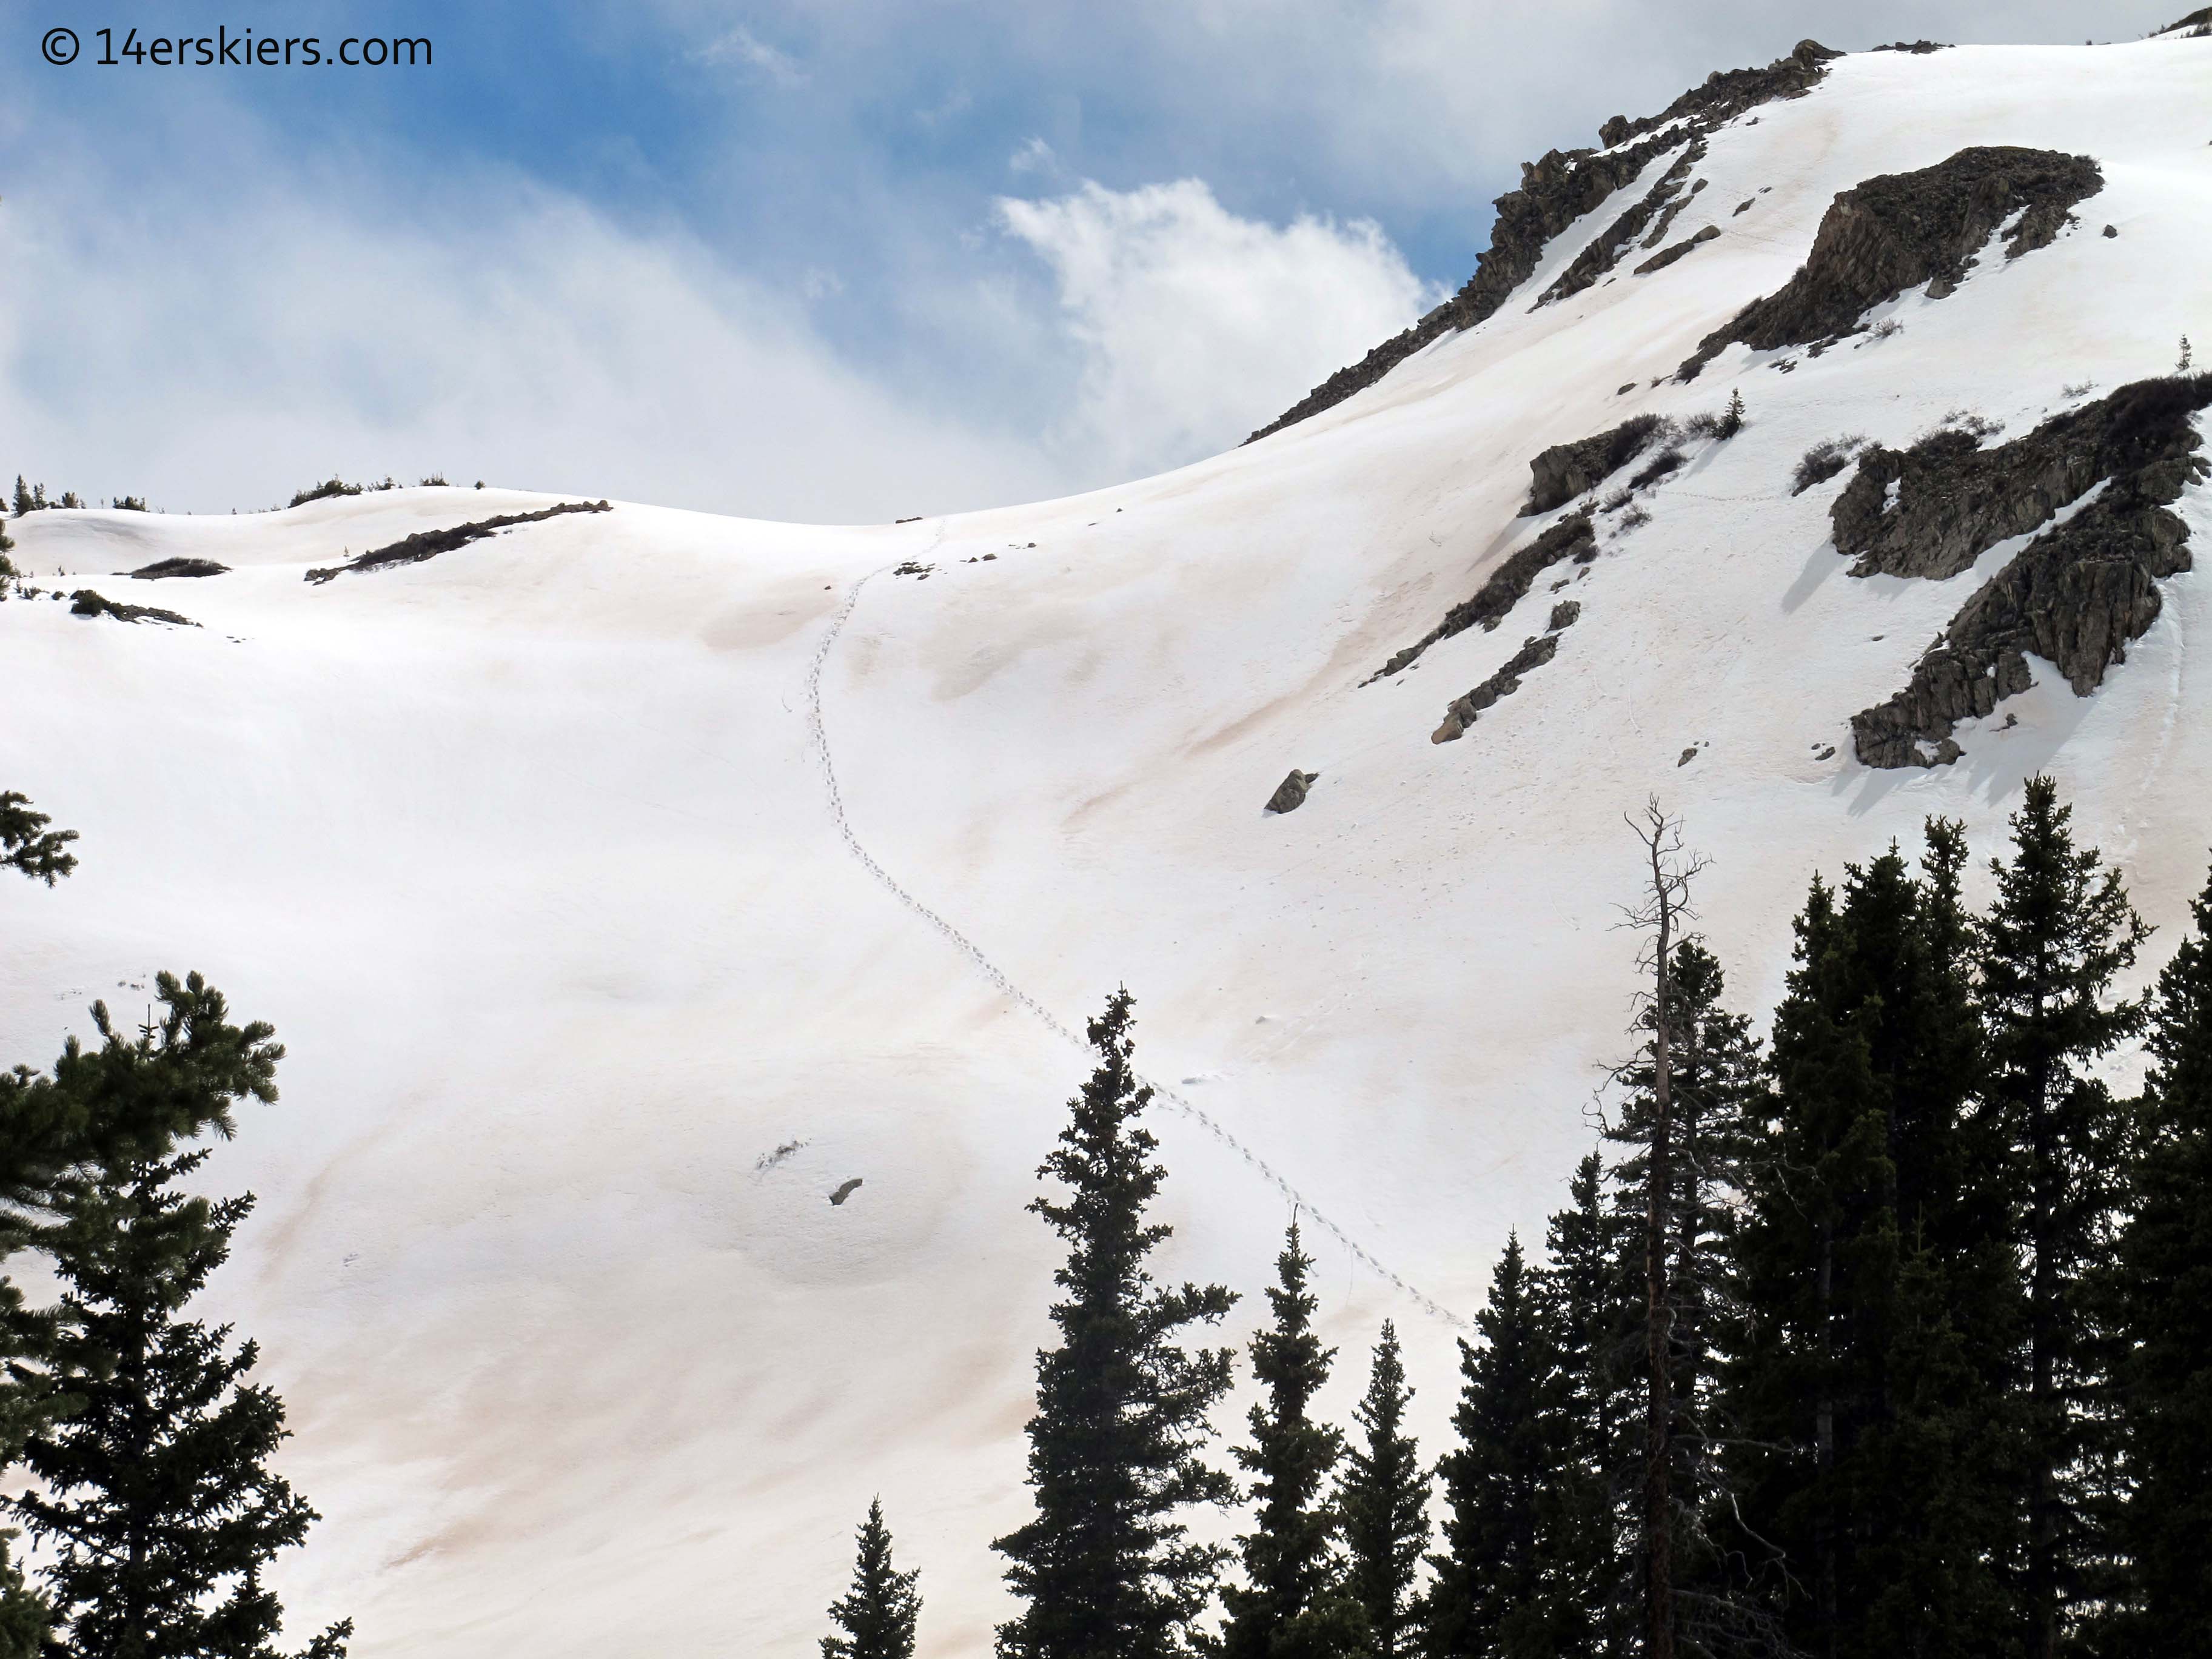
[1423,1235,1550,1658]
[1529,1156,1635,1658]
[822,1498,922,1659]
[1338,1324,1426,1659]
[10,1150,351,1658]
[1,790,77,885]
[1221,1222,1360,1659]
[993,991,1238,1659]
[1981,778,2147,1658]
[2110,865,2212,1649]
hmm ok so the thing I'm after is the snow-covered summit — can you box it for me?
[6,32,2212,1658]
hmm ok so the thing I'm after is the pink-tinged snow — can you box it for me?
[5,35,2212,1658]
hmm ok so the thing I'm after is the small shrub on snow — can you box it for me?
[289,478,361,508]
[1792,435,1870,495]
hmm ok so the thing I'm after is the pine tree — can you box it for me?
[1980,777,2147,1658]
[993,991,1238,1659]
[0,790,77,885]
[1222,1222,1361,1659]
[1338,1324,1426,1659]
[2110,864,2212,1649]
[10,1150,351,1658]
[1717,391,1745,440]
[1423,1235,1551,1658]
[10,478,30,518]
[822,1498,922,1659]
[1528,1155,1635,1658]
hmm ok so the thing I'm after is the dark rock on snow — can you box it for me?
[1373,512,1598,680]
[1266,770,1320,814]
[1849,375,2212,767]
[69,589,196,627]
[306,499,612,585]
[126,557,229,580]
[1634,224,1721,276]
[1680,147,2103,379]
[1524,416,1669,514]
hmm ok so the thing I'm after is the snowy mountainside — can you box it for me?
[6,33,2212,1659]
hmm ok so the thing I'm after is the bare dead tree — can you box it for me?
[1617,797,1710,1659]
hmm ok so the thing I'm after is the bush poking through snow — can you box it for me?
[1793,435,1870,494]
[288,478,361,509]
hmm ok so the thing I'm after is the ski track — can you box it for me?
[804,556,1468,1329]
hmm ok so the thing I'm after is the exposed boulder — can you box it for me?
[1524,417,1669,514]
[1265,770,1319,814]
[126,557,229,580]
[1849,374,2212,766]
[1248,43,1838,443]
[1679,147,2103,379]
[1373,512,1597,680]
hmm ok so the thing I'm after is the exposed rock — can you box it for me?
[306,499,612,584]
[1678,747,1699,766]
[1679,147,2103,379]
[1547,600,1583,631]
[1634,224,1721,276]
[69,589,196,627]
[828,1178,863,1207]
[1524,416,1669,514]
[1872,39,1950,53]
[1538,141,1705,307]
[1834,377,2210,580]
[1734,198,1756,215]
[126,557,229,580]
[1849,374,2212,766]
[2104,224,2119,237]
[1373,513,1597,679]
[1432,634,1561,743]
[1248,42,1838,443]
[1266,769,1320,813]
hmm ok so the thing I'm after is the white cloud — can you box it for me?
[1007,136,1059,175]
[688,23,808,87]
[997,178,1441,478]
[0,147,1062,523]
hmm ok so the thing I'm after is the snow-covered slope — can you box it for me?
[7,35,2212,1658]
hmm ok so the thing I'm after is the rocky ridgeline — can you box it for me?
[1848,375,2212,768]
[1246,40,1840,443]
[1679,147,2103,379]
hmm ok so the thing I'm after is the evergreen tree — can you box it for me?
[993,991,1238,1659]
[10,478,29,518]
[1338,1324,1426,1659]
[1221,1222,1361,1659]
[9,1150,351,1658]
[1423,1236,1550,1658]
[1980,779,2147,1657]
[1721,840,2012,1658]
[2110,865,2212,1649]
[1,790,77,885]
[822,1498,922,1659]
[1529,1155,1635,1658]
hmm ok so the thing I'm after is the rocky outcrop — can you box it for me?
[1374,512,1597,679]
[1265,769,1320,814]
[1430,597,1583,743]
[1634,224,1721,276]
[1849,374,2212,766]
[1536,142,1704,308]
[1247,41,1838,443]
[1680,147,2103,379]
[1524,417,1669,515]
[126,557,229,580]
[306,498,612,584]
[69,589,195,626]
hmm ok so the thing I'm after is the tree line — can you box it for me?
[1,789,349,1658]
[821,777,2212,1659]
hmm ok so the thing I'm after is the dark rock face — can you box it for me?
[1537,142,1705,309]
[1247,42,1838,443]
[1430,592,1583,743]
[1266,769,1319,813]
[1849,375,2212,767]
[306,498,612,584]
[1680,147,2103,379]
[1524,417,1668,515]
[1634,224,1721,276]
[1374,513,1597,680]
[69,589,195,627]
[126,557,229,580]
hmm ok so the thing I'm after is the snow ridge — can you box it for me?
[805,555,1467,1329]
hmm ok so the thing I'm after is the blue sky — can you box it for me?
[0,0,2180,521]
